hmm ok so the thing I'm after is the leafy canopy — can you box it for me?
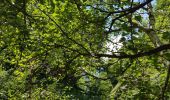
[0,0,170,99]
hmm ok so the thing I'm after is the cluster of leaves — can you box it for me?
[0,0,170,99]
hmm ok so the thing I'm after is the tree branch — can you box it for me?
[94,44,170,59]
[36,7,91,55]
[108,0,153,31]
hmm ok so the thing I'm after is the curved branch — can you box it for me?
[108,0,153,31]
[94,44,170,59]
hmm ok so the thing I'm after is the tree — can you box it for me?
[0,0,170,99]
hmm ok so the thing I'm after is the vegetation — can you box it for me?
[0,0,170,99]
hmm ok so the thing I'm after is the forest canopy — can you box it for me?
[0,0,170,99]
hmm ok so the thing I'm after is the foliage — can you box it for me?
[0,0,170,99]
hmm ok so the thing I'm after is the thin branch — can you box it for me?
[36,7,91,55]
[108,0,153,31]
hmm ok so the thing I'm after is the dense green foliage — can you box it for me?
[0,0,170,99]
